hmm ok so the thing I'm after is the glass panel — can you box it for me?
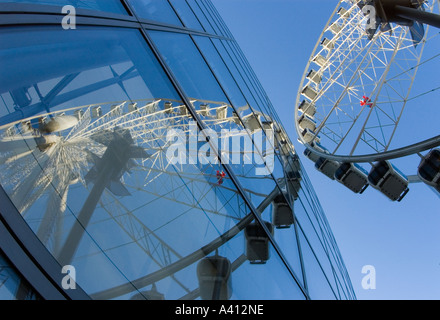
[231,229,306,300]
[214,40,259,111]
[195,0,224,36]
[299,162,355,298]
[0,27,177,119]
[0,0,128,15]
[0,251,39,300]
[193,36,247,109]
[150,31,280,199]
[127,0,182,26]
[185,0,215,34]
[169,0,203,31]
[193,35,288,179]
[204,0,231,38]
[299,227,337,300]
[295,190,325,246]
[219,38,282,132]
[150,28,296,246]
[295,188,341,289]
[149,31,226,102]
[272,219,304,286]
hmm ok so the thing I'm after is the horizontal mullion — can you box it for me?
[0,3,136,21]
[0,13,140,28]
[141,22,231,40]
[0,13,232,41]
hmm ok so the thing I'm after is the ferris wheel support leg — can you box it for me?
[57,169,110,266]
[394,5,440,29]
[57,128,147,266]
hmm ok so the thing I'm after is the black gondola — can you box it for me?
[245,221,274,264]
[335,162,369,194]
[315,156,339,180]
[418,149,440,190]
[368,160,409,201]
[303,141,329,163]
[197,255,232,300]
[284,154,302,200]
[272,194,294,229]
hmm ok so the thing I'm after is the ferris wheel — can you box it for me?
[295,0,440,200]
[0,98,298,299]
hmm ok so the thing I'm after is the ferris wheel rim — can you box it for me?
[302,133,440,164]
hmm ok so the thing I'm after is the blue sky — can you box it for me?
[212,0,440,300]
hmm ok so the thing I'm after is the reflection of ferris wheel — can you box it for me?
[295,0,440,200]
[0,98,298,299]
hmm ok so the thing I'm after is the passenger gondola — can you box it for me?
[335,162,369,194]
[417,149,440,190]
[368,160,409,201]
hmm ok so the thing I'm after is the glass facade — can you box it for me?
[0,0,355,300]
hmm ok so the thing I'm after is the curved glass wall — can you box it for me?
[0,0,355,300]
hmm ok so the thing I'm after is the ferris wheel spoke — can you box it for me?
[349,29,418,155]
[312,34,385,148]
